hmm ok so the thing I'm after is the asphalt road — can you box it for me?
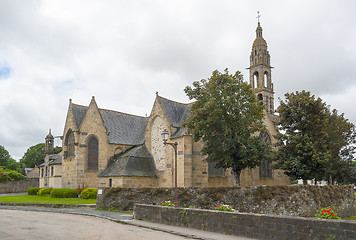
[0,209,195,240]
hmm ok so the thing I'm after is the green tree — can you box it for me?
[20,143,62,169]
[20,143,46,168]
[325,109,356,184]
[0,145,19,170]
[184,69,267,184]
[276,91,331,183]
[0,145,11,167]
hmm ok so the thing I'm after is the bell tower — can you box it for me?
[45,129,54,155]
[248,15,274,114]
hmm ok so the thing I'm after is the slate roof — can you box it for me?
[158,96,192,139]
[39,152,62,167]
[158,96,192,127]
[98,145,156,177]
[49,152,62,165]
[71,103,148,145]
[72,104,88,129]
[99,109,148,145]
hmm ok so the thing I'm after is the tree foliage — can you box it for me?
[325,109,356,184]
[276,90,356,183]
[20,143,62,169]
[184,69,268,183]
[0,145,21,172]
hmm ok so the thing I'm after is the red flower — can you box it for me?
[332,214,334,217]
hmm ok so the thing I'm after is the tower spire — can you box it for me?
[248,18,274,114]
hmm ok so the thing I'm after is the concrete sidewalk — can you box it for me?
[0,204,255,240]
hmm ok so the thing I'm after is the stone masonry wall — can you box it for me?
[134,204,356,240]
[0,178,39,194]
[97,185,356,218]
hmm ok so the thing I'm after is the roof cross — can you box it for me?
[257,11,261,23]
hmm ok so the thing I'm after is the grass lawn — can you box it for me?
[0,195,96,205]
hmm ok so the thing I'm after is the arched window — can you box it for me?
[257,94,263,106]
[253,72,259,89]
[264,72,268,88]
[64,129,75,158]
[259,132,272,178]
[87,136,99,171]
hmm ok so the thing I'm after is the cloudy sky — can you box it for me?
[1,0,356,160]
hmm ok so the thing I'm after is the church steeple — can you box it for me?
[248,16,274,114]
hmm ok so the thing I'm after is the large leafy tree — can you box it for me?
[184,69,268,184]
[275,90,356,184]
[0,145,12,168]
[276,91,331,183]
[325,109,356,184]
[20,143,62,169]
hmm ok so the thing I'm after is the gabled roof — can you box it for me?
[70,102,148,145]
[99,109,148,145]
[157,95,192,138]
[72,104,88,129]
[157,96,192,127]
[98,145,156,177]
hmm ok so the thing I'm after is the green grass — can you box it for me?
[343,216,356,220]
[0,195,96,205]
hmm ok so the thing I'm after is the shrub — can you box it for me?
[315,206,340,219]
[50,188,78,198]
[38,188,53,196]
[81,188,97,199]
[0,167,26,183]
[27,187,40,195]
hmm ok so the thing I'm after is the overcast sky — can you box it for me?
[1,0,356,160]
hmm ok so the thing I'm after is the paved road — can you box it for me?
[0,205,255,240]
[0,209,194,240]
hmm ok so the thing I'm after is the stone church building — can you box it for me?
[39,22,290,189]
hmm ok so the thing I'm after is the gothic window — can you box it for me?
[45,166,48,177]
[64,129,75,158]
[41,168,44,178]
[51,166,54,176]
[264,72,268,88]
[259,132,272,178]
[208,162,224,176]
[87,136,99,171]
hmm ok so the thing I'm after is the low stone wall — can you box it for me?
[0,178,38,194]
[97,185,356,217]
[134,204,356,240]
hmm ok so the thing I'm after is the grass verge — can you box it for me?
[0,195,96,205]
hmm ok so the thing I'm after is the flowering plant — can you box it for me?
[216,204,234,212]
[76,188,83,195]
[161,201,174,207]
[315,207,340,219]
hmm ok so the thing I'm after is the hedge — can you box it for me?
[50,188,77,198]
[38,187,53,196]
[27,187,40,195]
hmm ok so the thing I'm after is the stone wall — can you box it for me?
[0,178,39,194]
[96,185,356,218]
[134,204,356,240]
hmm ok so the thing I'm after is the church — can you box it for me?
[39,21,290,189]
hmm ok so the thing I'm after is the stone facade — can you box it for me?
[40,21,290,189]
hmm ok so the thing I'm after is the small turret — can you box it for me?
[45,129,54,154]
